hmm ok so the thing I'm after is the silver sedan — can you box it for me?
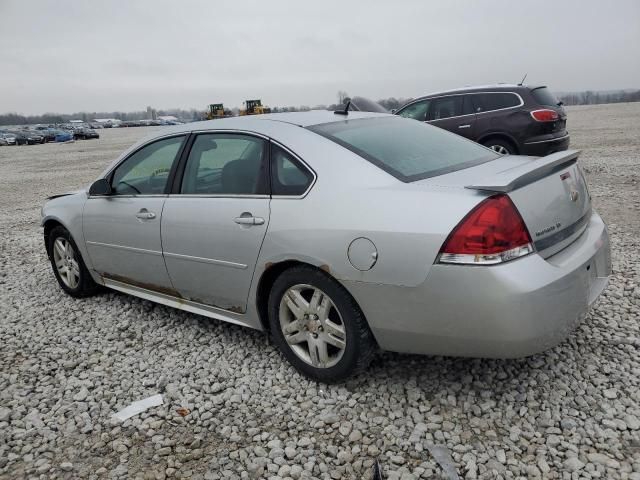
[41,111,611,382]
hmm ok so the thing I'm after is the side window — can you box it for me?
[270,144,313,196]
[462,95,475,115]
[111,135,185,195]
[427,96,463,121]
[472,93,521,113]
[396,100,430,121]
[181,134,267,195]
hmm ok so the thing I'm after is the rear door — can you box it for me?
[426,95,477,139]
[83,134,186,290]
[161,132,270,312]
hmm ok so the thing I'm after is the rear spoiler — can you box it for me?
[465,150,580,193]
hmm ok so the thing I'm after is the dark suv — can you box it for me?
[394,84,569,156]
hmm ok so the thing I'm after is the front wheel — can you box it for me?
[48,226,100,297]
[268,266,376,382]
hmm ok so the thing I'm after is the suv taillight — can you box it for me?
[438,195,533,265]
[530,109,559,122]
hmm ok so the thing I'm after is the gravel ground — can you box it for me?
[1,103,639,480]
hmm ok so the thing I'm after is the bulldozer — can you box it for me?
[239,99,271,116]
[206,103,226,120]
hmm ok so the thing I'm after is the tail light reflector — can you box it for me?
[438,194,534,265]
[530,109,559,122]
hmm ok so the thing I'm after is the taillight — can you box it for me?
[530,109,559,122]
[438,194,534,265]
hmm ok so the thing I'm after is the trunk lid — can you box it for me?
[423,150,591,258]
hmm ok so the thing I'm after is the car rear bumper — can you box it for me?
[344,211,611,358]
[521,133,570,156]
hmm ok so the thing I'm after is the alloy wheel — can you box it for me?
[52,237,80,289]
[489,144,509,155]
[278,284,347,369]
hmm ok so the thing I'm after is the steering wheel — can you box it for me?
[117,180,141,194]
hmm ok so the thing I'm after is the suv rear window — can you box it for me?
[530,87,559,106]
[308,117,497,182]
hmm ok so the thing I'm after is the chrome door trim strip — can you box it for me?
[166,194,270,199]
[86,241,163,257]
[163,251,248,269]
[101,278,256,329]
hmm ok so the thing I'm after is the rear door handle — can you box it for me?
[135,209,156,220]
[234,214,265,226]
[458,124,471,129]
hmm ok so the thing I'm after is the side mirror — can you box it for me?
[391,109,397,114]
[89,178,112,196]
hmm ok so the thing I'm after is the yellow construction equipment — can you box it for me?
[240,99,271,116]
[206,103,226,120]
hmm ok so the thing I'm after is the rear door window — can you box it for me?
[427,96,463,121]
[472,93,521,112]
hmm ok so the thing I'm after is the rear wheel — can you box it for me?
[483,138,515,155]
[268,265,376,382]
[48,226,100,297]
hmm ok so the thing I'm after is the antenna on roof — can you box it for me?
[518,73,527,86]
[334,99,350,115]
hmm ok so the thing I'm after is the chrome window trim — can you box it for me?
[167,194,270,199]
[87,194,168,199]
[269,139,317,200]
[397,92,525,122]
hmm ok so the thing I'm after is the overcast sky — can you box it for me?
[0,0,638,115]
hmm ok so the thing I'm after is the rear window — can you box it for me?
[308,117,497,182]
[530,87,559,106]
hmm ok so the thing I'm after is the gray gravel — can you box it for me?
[1,104,639,479]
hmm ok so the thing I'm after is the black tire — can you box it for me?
[47,225,100,297]
[482,138,516,155]
[268,265,377,383]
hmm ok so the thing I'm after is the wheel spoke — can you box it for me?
[285,330,308,346]
[69,261,80,278]
[65,242,73,256]
[55,258,65,269]
[316,340,330,366]
[309,289,323,311]
[285,289,308,319]
[54,239,66,258]
[317,295,331,320]
[283,319,302,335]
[308,341,321,367]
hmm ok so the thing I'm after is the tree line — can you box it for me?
[2,89,638,126]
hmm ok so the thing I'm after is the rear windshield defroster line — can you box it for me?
[307,117,497,183]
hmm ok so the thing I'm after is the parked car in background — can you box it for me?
[0,136,8,146]
[41,111,609,381]
[10,131,44,145]
[53,130,74,142]
[0,133,17,145]
[73,127,99,140]
[394,84,569,156]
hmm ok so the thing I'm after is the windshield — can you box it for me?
[308,116,497,182]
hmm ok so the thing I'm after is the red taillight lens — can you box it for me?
[438,194,533,265]
[530,109,559,122]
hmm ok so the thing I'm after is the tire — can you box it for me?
[48,225,100,297]
[268,265,376,383]
[482,138,516,155]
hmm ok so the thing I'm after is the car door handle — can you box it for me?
[458,124,471,129]
[234,215,265,226]
[135,209,156,220]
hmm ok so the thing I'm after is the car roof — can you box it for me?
[408,84,545,100]
[163,110,392,136]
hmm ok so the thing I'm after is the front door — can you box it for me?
[161,133,270,312]
[83,134,186,291]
